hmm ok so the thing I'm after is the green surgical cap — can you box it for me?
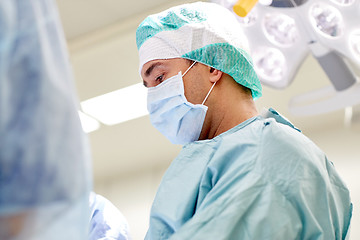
[136,2,262,99]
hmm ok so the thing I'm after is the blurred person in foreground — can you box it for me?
[0,1,129,239]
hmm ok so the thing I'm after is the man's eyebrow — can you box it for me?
[145,62,163,77]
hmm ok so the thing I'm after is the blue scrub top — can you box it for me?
[146,109,352,240]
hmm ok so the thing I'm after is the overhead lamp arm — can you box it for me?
[316,52,356,91]
[310,42,357,91]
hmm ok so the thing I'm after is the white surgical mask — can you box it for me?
[147,62,216,145]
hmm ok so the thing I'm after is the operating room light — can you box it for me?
[259,0,273,5]
[309,3,343,37]
[254,47,286,82]
[263,13,299,47]
[213,0,360,116]
[223,0,238,9]
[236,9,257,25]
[350,31,360,59]
[330,0,355,6]
[81,83,148,126]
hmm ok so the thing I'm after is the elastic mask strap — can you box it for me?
[202,81,217,105]
[182,61,197,77]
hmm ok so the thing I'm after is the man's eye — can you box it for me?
[156,75,164,82]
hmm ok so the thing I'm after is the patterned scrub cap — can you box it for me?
[136,1,262,99]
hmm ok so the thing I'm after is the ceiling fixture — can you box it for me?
[81,83,148,126]
[213,0,360,116]
[78,111,100,133]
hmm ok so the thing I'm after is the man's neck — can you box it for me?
[199,78,258,140]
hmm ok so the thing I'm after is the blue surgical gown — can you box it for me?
[145,109,352,239]
[89,192,131,240]
[0,0,91,239]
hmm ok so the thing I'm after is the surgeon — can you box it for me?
[136,2,352,239]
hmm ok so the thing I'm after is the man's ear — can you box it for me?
[209,67,223,83]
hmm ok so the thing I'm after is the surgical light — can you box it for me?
[253,47,286,81]
[232,0,272,17]
[212,0,360,116]
[236,9,257,25]
[350,30,360,59]
[309,3,343,37]
[233,0,256,17]
[330,0,355,6]
[263,13,299,46]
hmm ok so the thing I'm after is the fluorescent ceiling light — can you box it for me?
[81,83,148,125]
[78,111,100,133]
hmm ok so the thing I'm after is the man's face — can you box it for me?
[141,58,211,105]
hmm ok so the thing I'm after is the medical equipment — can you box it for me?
[213,0,360,116]
[233,0,259,17]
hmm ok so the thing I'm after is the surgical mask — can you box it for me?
[147,62,216,145]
